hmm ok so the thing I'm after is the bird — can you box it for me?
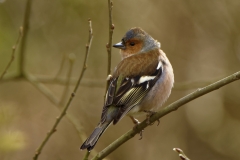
[80,27,174,151]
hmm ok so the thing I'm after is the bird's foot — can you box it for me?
[144,110,160,126]
[134,126,144,140]
[130,116,144,140]
[138,129,143,140]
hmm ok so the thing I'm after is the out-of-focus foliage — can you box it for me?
[0,0,240,160]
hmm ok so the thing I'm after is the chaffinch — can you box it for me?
[80,27,174,151]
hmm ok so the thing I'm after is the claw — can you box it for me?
[144,110,160,126]
[139,130,143,140]
[130,116,144,140]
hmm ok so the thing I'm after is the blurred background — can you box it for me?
[0,0,240,160]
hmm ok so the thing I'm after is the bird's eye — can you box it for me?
[129,42,135,46]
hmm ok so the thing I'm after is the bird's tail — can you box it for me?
[80,121,111,151]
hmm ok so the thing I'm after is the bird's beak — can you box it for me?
[113,42,126,50]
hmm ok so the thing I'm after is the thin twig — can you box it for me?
[91,71,240,160]
[19,0,32,77]
[32,76,78,85]
[59,53,75,106]
[34,76,224,90]
[105,0,114,96]
[173,148,191,160]
[26,72,98,156]
[0,27,23,80]
[0,73,19,82]
[76,19,93,91]
[24,53,95,153]
[26,76,105,87]
[32,19,93,160]
[55,53,67,79]
[26,73,96,154]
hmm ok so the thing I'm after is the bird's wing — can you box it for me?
[101,60,163,125]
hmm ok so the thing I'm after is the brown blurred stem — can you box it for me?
[0,27,23,80]
[55,53,67,79]
[59,53,75,106]
[105,0,114,96]
[26,72,99,157]
[173,148,190,160]
[91,71,240,160]
[32,75,232,91]
[32,19,93,160]
[19,0,32,77]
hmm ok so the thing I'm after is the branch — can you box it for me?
[25,54,96,156]
[32,19,93,160]
[19,0,32,77]
[25,76,106,88]
[0,27,23,80]
[105,0,114,95]
[91,71,240,160]
[26,72,100,156]
[59,53,75,106]
[55,53,67,79]
[31,76,227,91]
[76,19,93,88]
[173,148,191,160]
[83,151,91,160]
[27,73,99,157]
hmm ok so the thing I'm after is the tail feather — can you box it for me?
[80,122,111,151]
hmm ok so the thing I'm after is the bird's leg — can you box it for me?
[144,110,160,126]
[129,116,144,140]
[130,116,140,125]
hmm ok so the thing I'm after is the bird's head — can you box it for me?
[113,27,160,59]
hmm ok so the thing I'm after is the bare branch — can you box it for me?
[26,76,105,88]
[75,19,93,90]
[0,27,23,80]
[27,72,99,157]
[59,53,75,106]
[105,0,114,96]
[55,53,67,79]
[83,151,90,160]
[31,76,78,85]
[32,76,228,91]
[32,19,93,160]
[26,73,97,156]
[91,71,240,160]
[19,0,32,77]
[173,148,191,160]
